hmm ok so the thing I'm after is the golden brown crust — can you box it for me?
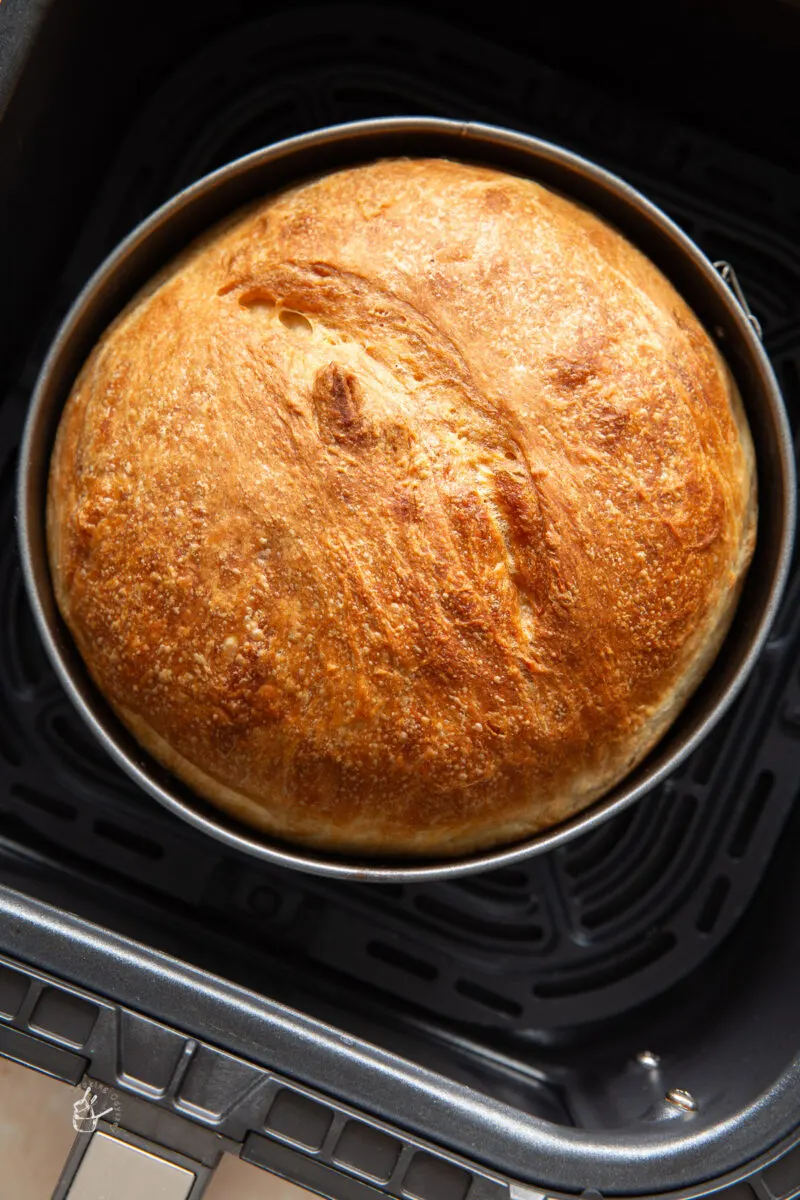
[47,158,757,857]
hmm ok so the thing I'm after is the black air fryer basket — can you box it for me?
[0,3,799,1198]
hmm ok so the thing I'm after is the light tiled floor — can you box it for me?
[0,1057,311,1198]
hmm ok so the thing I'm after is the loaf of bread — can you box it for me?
[47,158,756,857]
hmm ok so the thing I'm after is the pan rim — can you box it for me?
[16,115,797,882]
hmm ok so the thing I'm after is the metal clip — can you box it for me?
[713,260,763,341]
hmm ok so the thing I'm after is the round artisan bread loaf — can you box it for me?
[47,158,756,856]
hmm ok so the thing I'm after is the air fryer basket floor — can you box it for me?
[1,5,799,1197]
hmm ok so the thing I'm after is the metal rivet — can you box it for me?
[636,1051,661,1068]
[666,1088,698,1112]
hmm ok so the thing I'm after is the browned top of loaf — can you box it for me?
[47,158,756,856]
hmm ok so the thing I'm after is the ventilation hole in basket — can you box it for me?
[450,877,536,908]
[350,882,404,904]
[373,34,416,56]
[0,447,18,503]
[534,931,676,998]
[691,721,730,786]
[94,820,164,860]
[696,876,731,934]
[332,85,428,115]
[563,810,636,877]
[523,80,541,110]
[437,50,505,91]
[38,707,136,796]
[271,32,350,57]
[780,357,800,430]
[0,718,21,767]
[10,577,50,691]
[570,798,673,906]
[729,771,774,859]
[11,784,76,821]
[770,560,800,645]
[47,710,110,769]
[366,941,437,981]
[211,101,299,163]
[455,979,523,1017]
[580,795,696,929]
[414,894,543,943]
[373,883,404,900]
[483,867,530,888]
[247,885,281,918]
[704,165,774,209]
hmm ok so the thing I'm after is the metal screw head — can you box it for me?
[666,1088,698,1112]
[636,1051,661,1069]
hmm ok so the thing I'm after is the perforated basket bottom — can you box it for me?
[2,8,799,1031]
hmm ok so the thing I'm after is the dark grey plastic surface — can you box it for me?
[0,876,799,1195]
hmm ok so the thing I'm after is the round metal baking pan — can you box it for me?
[17,117,796,882]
